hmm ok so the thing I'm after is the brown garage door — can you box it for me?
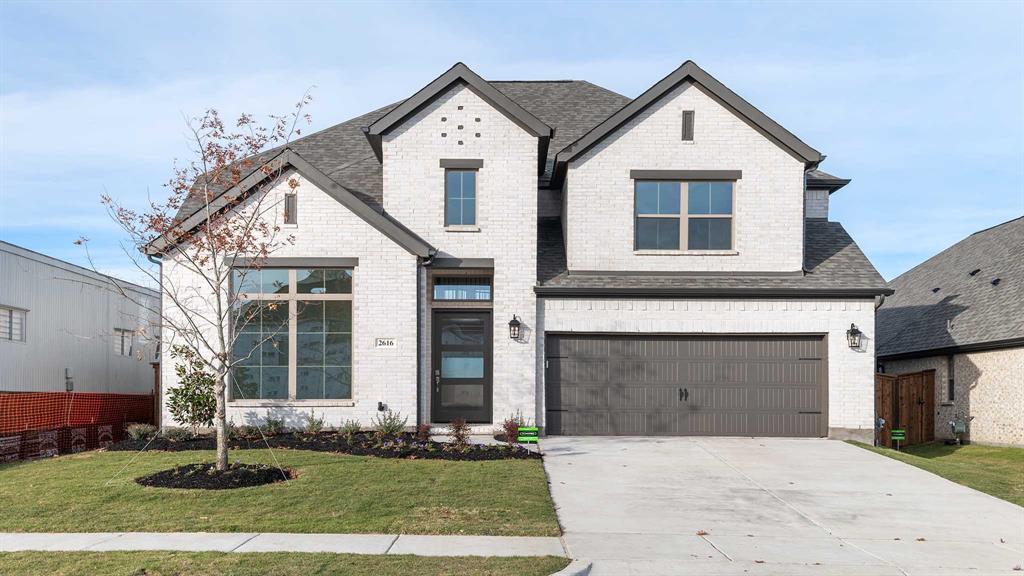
[545,334,827,437]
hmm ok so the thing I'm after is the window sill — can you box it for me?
[229,400,356,408]
[445,225,481,233]
[940,402,955,407]
[633,249,739,256]
[282,224,298,229]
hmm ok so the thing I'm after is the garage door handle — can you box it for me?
[679,388,688,402]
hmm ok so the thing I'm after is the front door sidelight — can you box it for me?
[432,310,492,423]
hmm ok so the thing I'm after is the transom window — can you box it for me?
[635,181,734,250]
[231,268,353,401]
[445,170,477,226]
[0,306,26,342]
[433,276,492,301]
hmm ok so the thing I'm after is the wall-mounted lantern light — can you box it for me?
[846,323,863,349]
[508,315,522,340]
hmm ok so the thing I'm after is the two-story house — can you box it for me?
[154,61,890,442]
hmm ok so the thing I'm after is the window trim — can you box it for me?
[114,328,134,357]
[633,178,737,252]
[229,267,355,404]
[0,305,27,343]
[946,354,956,402]
[444,168,478,228]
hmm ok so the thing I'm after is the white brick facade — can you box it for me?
[381,84,538,427]
[160,173,420,429]
[565,81,806,273]
[539,297,878,439]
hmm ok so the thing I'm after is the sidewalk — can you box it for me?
[0,532,567,557]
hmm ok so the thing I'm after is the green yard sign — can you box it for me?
[517,426,539,444]
[891,429,906,441]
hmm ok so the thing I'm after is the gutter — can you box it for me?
[534,286,894,299]
[878,337,1024,362]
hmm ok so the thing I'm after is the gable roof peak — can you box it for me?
[549,60,823,187]
[363,62,553,164]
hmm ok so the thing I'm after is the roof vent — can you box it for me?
[969,268,981,276]
[931,287,941,293]
[991,278,1001,286]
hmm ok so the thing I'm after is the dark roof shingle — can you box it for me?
[537,218,889,295]
[876,216,1024,358]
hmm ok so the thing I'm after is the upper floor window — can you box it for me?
[635,181,734,251]
[445,170,477,226]
[114,328,134,357]
[283,193,297,225]
[0,306,26,342]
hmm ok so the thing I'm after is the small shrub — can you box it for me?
[339,419,361,439]
[415,423,432,442]
[166,346,216,434]
[262,416,286,436]
[447,417,471,452]
[303,411,326,435]
[500,417,520,446]
[163,427,193,442]
[234,424,260,439]
[126,423,157,441]
[372,409,407,437]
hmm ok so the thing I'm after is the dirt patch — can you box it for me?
[111,431,540,461]
[136,462,293,490]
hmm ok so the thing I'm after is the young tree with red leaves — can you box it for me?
[83,94,312,471]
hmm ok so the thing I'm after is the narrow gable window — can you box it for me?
[283,193,297,225]
[681,110,695,141]
[0,306,26,342]
[445,170,477,226]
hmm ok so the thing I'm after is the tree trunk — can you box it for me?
[215,373,228,471]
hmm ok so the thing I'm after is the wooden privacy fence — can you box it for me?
[875,370,935,448]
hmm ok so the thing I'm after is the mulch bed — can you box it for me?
[136,462,293,490]
[110,431,540,461]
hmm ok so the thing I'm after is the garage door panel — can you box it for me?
[545,334,826,437]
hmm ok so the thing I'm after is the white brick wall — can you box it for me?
[540,297,878,437]
[382,84,538,426]
[805,189,829,219]
[565,81,806,273]
[160,173,420,428]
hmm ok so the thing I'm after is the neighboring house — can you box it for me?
[877,217,1024,446]
[0,241,160,394]
[153,61,890,441]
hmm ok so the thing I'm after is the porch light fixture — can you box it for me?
[846,323,863,349]
[508,315,522,340]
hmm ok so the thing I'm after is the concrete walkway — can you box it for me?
[542,437,1024,576]
[0,532,566,557]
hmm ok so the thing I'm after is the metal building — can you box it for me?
[0,241,159,394]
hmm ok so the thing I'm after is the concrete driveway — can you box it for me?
[541,437,1023,575]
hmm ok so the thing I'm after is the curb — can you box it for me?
[550,559,592,576]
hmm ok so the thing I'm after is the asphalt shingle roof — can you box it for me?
[537,218,888,293]
[176,81,629,222]
[876,216,1024,358]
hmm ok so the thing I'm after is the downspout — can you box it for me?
[416,250,436,427]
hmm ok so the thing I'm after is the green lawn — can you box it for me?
[0,449,559,536]
[0,551,570,576]
[850,441,1024,506]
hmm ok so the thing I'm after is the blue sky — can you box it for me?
[1,1,1021,284]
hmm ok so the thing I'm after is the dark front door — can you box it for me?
[432,310,492,423]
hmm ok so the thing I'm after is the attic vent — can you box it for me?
[931,287,941,293]
[991,278,1001,286]
[969,268,981,276]
[682,110,695,141]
